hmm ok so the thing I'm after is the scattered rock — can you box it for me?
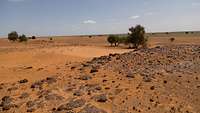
[26,100,43,112]
[57,99,86,111]
[0,96,15,111]
[78,104,107,113]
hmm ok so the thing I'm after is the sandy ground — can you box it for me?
[0,35,200,83]
[0,35,199,113]
[0,36,131,83]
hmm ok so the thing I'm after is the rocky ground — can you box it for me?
[0,44,200,113]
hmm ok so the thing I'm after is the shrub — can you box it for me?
[185,32,189,34]
[170,37,175,42]
[49,37,53,41]
[18,34,28,42]
[128,25,147,48]
[32,36,36,39]
[107,35,119,46]
[89,35,92,38]
[8,31,18,41]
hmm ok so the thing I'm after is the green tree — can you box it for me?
[8,31,18,41]
[32,36,36,39]
[18,34,28,42]
[128,25,147,48]
[107,35,118,46]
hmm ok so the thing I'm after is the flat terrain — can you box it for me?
[0,34,200,113]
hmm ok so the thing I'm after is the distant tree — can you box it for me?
[49,37,53,41]
[18,34,28,42]
[89,35,92,38]
[170,37,175,42]
[107,35,119,46]
[185,32,189,34]
[166,32,169,34]
[8,31,18,41]
[128,25,147,48]
[32,36,36,39]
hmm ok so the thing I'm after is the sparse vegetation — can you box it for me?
[18,34,28,42]
[8,31,18,42]
[107,25,148,48]
[107,35,119,46]
[8,31,29,42]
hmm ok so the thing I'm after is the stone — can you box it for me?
[46,77,57,84]
[79,75,92,80]
[78,104,107,113]
[90,67,98,73]
[73,90,84,96]
[93,94,107,102]
[18,79,28,84]
[1,96,15,111]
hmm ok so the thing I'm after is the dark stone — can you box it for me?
[31,81,43,89]
[150,86,155,90]
[90,67,98,73]
[143,76,152,82]
[7,86,18,91]
[18,79,28,84]
[46,77,57,84]
[25,66,33,69]
[126,73,135,78]
[79,75,92,80]
[93,94,107,102]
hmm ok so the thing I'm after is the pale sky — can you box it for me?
[0,0,200,36]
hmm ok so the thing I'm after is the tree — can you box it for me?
[18,34,28,42]
[128,25,147,48]
[32,36,36,39]
[8,31,18,41]
[107,35,117,46]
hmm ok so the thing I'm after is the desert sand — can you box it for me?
[0,34,200,113]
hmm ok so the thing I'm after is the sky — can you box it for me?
[0,0,200,37]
